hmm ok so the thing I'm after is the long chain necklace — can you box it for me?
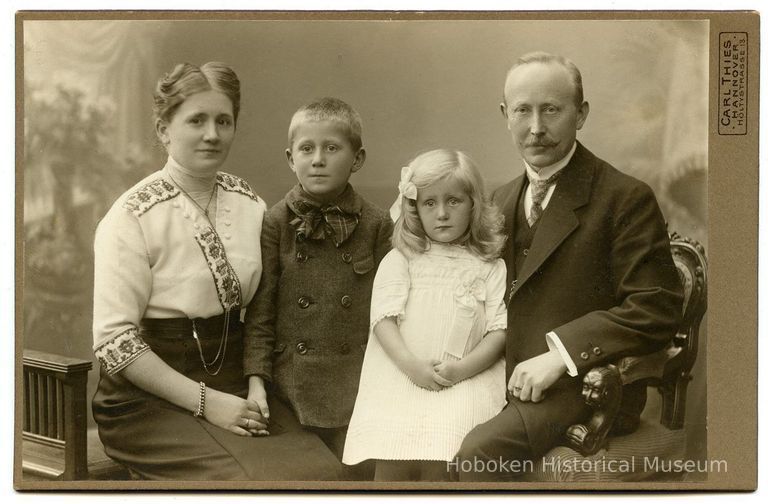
[167,170,230,375]
[168,171,218,218]
[191,309,231,376]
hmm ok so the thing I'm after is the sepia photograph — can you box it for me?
[12,9,757,492]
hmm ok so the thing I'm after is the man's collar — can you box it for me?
[524,142,578,181]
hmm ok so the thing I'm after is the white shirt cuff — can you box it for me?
[546,331,578,377]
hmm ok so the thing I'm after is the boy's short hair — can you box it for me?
[287,97,363,151]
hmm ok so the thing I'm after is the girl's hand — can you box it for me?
[204,388,268,436]
[433,360,466,385]
[405,358,445,391]
[431,368,454,387]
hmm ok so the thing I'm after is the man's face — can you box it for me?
[501,62,589,170]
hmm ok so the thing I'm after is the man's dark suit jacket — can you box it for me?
[492,142,684,454]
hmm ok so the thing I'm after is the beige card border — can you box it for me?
[13,10,759,492]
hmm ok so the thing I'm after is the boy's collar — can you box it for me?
[288,183,363,215]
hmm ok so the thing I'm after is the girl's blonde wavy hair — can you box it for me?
[392,149,505,261]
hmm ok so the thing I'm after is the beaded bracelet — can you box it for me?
[193,381,206,418]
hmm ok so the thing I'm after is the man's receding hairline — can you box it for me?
[503,60,581,104]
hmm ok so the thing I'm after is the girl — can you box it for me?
[342,149,508,481]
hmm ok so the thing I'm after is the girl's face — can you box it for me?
[157,90,236,175]
[416,176,473,244]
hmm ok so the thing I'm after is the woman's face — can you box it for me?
[157,90,236,174]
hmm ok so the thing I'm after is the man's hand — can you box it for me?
[508,349,567,403]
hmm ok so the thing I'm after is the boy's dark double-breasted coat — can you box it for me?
[244,185,393,428]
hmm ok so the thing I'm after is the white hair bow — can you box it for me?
[389,166,417,222]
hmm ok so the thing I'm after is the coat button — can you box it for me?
[523,248,529,256]
[296,251,308,263]
[592,347,602,356]
[341,295,352,308]
[341,252,352,264]
[296,342,308,355]
[580,351,590,361]
[298,296,311,309]
[340,342,350,354]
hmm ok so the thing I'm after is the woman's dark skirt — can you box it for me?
[92,315,341,481]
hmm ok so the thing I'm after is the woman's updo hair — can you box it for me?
[153,62,241,126]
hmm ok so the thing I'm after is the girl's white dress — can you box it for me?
[343,243,508,463]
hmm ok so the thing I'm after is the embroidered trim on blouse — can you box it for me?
[94,327,151,375]
[216,172,258,201]
[195,227,243,311]
[123,179,180,217]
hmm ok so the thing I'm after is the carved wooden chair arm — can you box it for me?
[564,364,622,456]
[565,232,707,457]
[564,349,674,456]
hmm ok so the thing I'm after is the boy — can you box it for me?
[244,97,393,479]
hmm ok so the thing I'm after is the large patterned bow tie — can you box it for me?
[290,200,359,247]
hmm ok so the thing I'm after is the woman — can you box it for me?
[91,62,340,480]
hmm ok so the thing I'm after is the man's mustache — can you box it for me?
[524,139,557,148]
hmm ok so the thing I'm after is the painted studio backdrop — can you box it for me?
[21,18,708,463]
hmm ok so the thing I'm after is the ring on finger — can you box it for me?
[244,418,253,428]
[513,386,522,392]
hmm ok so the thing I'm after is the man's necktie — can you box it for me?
[528,170,563,227]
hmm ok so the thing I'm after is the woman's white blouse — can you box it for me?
[92,162,266,375]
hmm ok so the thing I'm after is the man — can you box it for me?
[454,52,684,481]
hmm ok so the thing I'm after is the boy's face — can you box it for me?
[286,119,365,204]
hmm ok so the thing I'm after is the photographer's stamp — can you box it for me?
[718,32,748,135]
